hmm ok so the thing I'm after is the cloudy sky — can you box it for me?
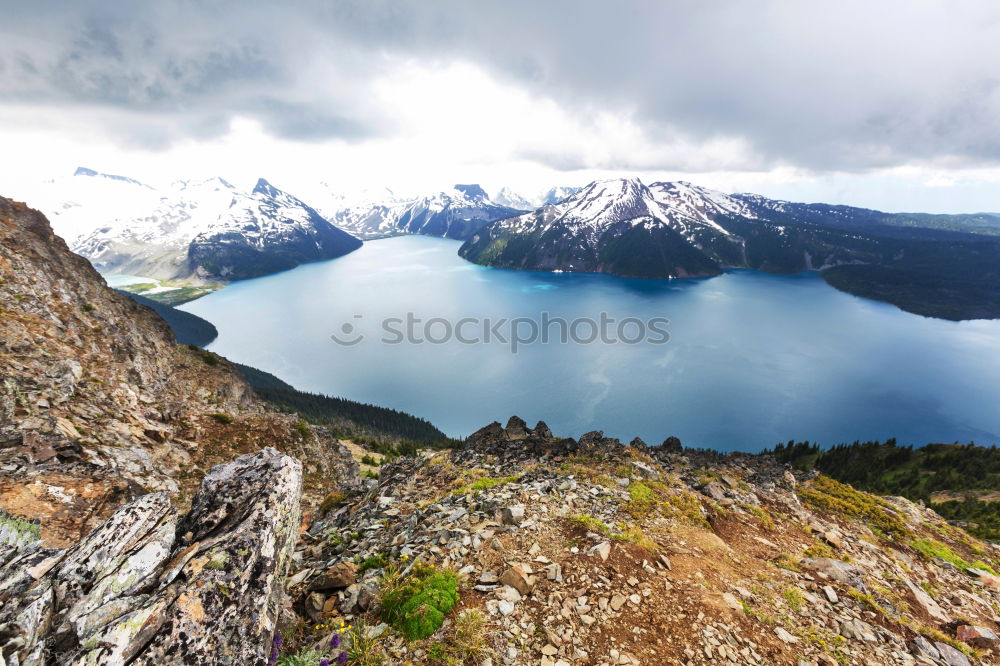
[1,0,999,211]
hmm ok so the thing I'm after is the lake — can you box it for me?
[180,235,1000,451]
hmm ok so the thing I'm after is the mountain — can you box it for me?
[459,178,733,278]
[29,169,362,285]
[186,178,362,280]
[541,184,583,204]
[460,177,1000,320]
[492,186,538,210]
[320,183,526,240]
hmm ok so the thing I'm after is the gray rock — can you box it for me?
[934,641,972,666]
[503,504,525,525]
[800,558,867,592]
[0,448,302,665]
[908,635,940,661]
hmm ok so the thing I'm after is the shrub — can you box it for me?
[798,476,909,539]
[293,420,312,441]
[356,552,389,574]
[912,538,998,575]
[740,503,776,530]
[569,514,612,537]
[625,481,657,519]
[380,563,459,640]
[361,454,382,466]
[319,491,349,514]
[347,620,385,666]
[782,586,806,611]
[211,413,234,425]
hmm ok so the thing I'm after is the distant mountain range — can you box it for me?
[311,182,527,240]
[20,170,1000,319]
[459,177,1000,320]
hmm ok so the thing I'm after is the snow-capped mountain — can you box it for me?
[492,187,537,211]
[30,168,362,282]
[490,185,583,209]
[459,178,731,278]
[318,184,526,240]
[458,176,891,279]
[187,179,362,280]
[540,185,583,205]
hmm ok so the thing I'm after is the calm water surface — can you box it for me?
[180,236,1000,451]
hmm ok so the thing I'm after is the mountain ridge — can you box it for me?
[460,177,1000,320]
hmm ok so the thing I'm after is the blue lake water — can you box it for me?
[180,235,1000,451]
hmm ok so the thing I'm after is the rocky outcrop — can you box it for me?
[276,418,1000,666]
[0,448,300,665]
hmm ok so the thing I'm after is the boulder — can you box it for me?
[902,578,949,623]
[504,415,529,440]
[955,624,1000,651]
[934,642,972,666]
[661,436,682,453]
[800,558,867,592]
[309,561,358,591]
[500,564,535,596]
[0,448,302,665]
[533,421,553,439]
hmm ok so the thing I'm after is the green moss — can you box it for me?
[625,481,657,519]
[380,566,459,641]
[569,514,612,537]
[356,552,389,574]
[452,473,519,495]
[211,412,234,425]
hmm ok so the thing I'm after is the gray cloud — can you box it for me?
[1,0,999,170]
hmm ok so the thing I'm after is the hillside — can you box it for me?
[0,195,360,544]
[232,362,452,446]
[769,440,1000,540]
[118,289,219,346]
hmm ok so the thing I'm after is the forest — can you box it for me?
[234,363,455,451]
[766,439,1000,540]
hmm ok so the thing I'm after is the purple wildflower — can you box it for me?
[330,634,341,649]
[267,633,283,666]
[319,660,331,666]
[337,652,348,664]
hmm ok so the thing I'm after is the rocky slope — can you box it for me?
[0,196,359,546]
[278,418,1000,666]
